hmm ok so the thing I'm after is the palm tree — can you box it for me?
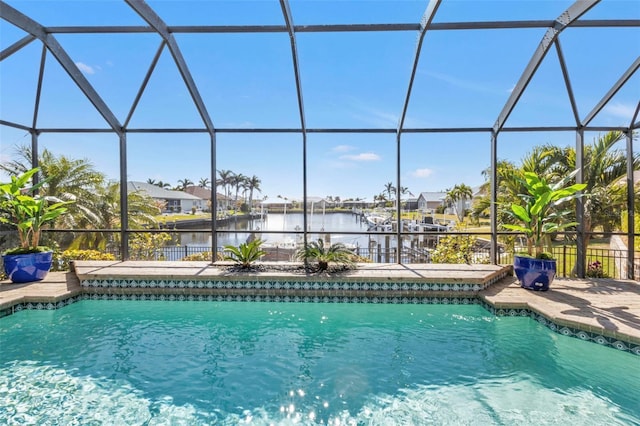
[198,177,210,189]
[146,178,157,185]
[217,169,233,210]
[68,181,161,250]
[155,180,171,189]
[177,178,193,191]
[245,175,261,211]
[0,145,106,230]
[231,173,246,210]
[540,131,639,248]
[384,182,394,202]
[446,183,473,223]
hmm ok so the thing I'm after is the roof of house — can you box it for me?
[128,182,202,200]
[184,186,230,200]
[417,192,447,203]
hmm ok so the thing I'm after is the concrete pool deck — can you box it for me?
[1,261,639,351]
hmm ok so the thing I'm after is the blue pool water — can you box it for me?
[0,301,638,425]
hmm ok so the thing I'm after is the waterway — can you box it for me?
[178,212,375,249]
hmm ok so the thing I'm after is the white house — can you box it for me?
[128,182,204,213]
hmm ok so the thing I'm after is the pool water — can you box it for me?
[0,301,638,425]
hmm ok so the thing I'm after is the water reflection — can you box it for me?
[179,212,370,248]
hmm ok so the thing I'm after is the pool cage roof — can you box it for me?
[1,0,639,273]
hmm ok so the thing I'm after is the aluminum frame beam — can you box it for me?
[493,0,600,134]
[124,0,215,135]
[124,41,166,128]
[0,34,35,61]
[625,130,635,279]
[10,125,634,134]
[40,19,640,35]
[279,0,309,250]
[395,0,442,261]
[630,102,640,129]
[582,56,640,126]
[554,39,581,126]
[0,1,123,136]
[397,0,441,133]
[0,119,31,131]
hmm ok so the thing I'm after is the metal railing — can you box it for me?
[3,229,637,281]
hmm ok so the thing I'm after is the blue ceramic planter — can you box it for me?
[3,251,53,283]
[513,255,556,291]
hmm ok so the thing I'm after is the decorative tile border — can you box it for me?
[80,278,491,292]
[1,294,83,317]
[77,292,480,305]
[2,273,637,356]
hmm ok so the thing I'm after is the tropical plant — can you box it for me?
[502,169,586,258]
[223,239,266,268]
[539,131,639,248]
[296,238,354,271]
[198,177,210,189]
[446,183,473,223]
[384,182,394,201]
[231,173,246,210]
[245,175,261,210]
[129,231,173,260]
[68,181,161,251]
[0,168,73,254]
[217,169,233,210]
[177,178,193,191]
[0,145,105,230]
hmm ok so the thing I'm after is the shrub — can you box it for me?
[52,249,116,271]
[431,233,481,264]
[181,251,224,261]
[349,254,372,263]
[129,232,173,260]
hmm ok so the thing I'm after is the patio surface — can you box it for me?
[1,261,638,347]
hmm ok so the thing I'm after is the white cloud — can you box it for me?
[332,145,355,153]
[426,70,497,94]
[339,152,381,162]
[75,62,96,75]
[345,96,399,127]
[604,102,636,120]
[411,168,434,178]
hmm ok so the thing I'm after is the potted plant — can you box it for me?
[0,168,73,283]
[502,170,586,291]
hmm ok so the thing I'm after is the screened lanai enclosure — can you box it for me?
[0,0,638,279]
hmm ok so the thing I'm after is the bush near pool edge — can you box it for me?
[51,249,116,272]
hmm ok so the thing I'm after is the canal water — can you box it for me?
[178,212,375,249]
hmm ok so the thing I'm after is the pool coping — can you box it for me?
[1,261,639,355]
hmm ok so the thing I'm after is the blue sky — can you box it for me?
[1,0,639,202]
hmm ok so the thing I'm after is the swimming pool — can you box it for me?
[1,301,638,425]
